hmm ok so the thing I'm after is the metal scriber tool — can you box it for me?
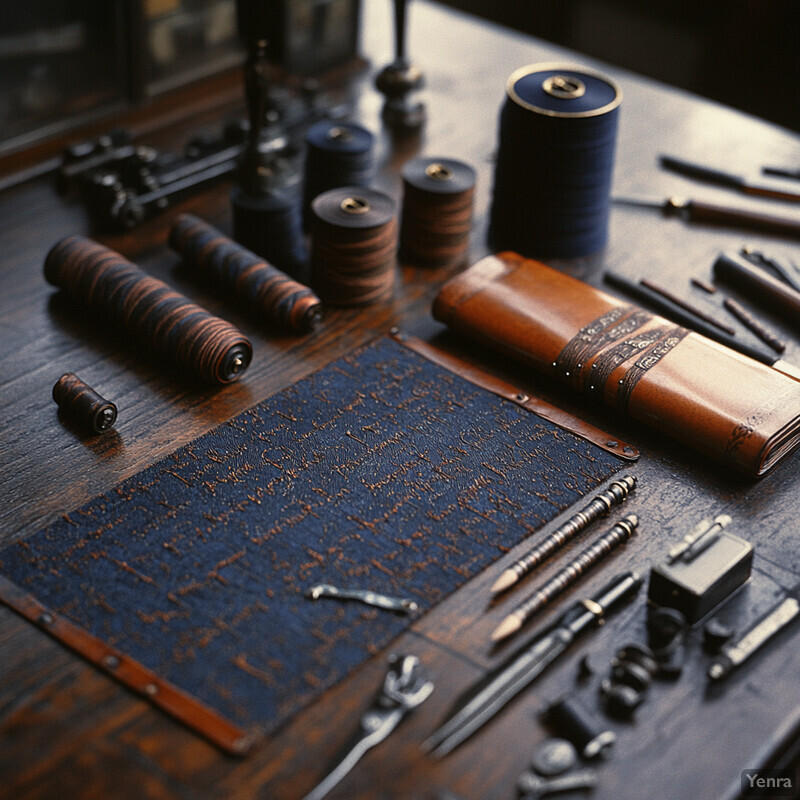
[613,195,800,239]
[659,154,800,202]
[306,583,419,614]
[423,571,642,757]
[707,596,800,681]
[666,514,731,564]
[301,654,434,800]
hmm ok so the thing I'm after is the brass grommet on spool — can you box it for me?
[310,186,398,306]
[327,126,355,143]
[340,196,371,215]
[424,162,454,181]
[542,74,586,100]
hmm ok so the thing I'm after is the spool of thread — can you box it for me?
[44,235,252,385]
[302,121,375,229]
[231,185,308,278]
[399,156,476,268]
[52,373,117,434]
[169,213,322,333]
[489,63,622,259]
[310,186,398,306]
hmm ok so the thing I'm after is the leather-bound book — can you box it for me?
[433,252,800,476]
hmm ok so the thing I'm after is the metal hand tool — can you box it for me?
[423,571,642,757]
[659,154,800,202]
[492,515,639,642]
[306,583,419,614]
[517,768,599,798]
[301,654,433,800]
[613,195,800,238]
[739,246,800,293]
[708,596,800,681]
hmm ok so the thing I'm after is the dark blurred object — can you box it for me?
[132,0,243,99]
[374,0,425,130]
[0,1,360,158]
[0,1,128,155]
[438,0,800,132]
[236,0,361,76]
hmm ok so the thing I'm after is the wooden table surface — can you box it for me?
[2,3,800,799]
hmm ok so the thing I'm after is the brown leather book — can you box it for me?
[433,252,800,476]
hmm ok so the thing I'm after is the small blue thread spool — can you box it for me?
[302,121,375,230]
[231,186,308,279]
[489,63,622,259]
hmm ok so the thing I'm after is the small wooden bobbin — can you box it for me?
[53,373,117,434]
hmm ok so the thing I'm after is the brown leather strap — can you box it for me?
[0,575,257,756]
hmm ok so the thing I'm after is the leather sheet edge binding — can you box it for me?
[0,333,635,755]
[0,574,256,756]
[392,331,639,460]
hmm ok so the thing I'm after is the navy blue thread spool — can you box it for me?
[310,186,398,306]
[302,121,376,230]
[399,156,476,268]
[231,185,308,279]
[169,213,322,333]
[489,63,622,259]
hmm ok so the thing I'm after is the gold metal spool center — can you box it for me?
[542,74,586,100]
[327,126,354,142]
[341,196,371,214]
[425,163,453,181]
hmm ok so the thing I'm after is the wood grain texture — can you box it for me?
[1,3,800,799]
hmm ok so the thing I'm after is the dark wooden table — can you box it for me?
[2,3,800,799]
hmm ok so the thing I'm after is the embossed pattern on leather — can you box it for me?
[0,337,622,740]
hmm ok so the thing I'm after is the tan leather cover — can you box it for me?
[432,252,800,476]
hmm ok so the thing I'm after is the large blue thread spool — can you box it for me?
[489,63,622,260]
